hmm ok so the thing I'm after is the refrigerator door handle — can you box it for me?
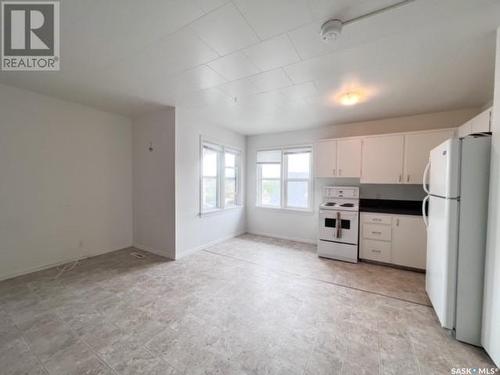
[423,161,431,194]
[422,195,430,228]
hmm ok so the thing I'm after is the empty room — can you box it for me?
[1,0,500,374]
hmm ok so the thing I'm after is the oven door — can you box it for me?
[319,209,359,245]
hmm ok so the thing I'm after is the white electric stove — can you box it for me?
[318,186,360,263]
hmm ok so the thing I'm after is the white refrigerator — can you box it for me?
[423,135,491,346]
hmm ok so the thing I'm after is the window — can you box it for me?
[224,151,238,207]
[256,147,312,210]
[285,149,311,209]
[202,145,220,210]
[257,150,281,207]
[201,140,241,214]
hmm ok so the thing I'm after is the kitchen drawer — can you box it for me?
[362,213,392,225]
[362,223,392,241]
[361,239,392,263]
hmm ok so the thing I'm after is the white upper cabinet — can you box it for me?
[337,138,362,178]
[403,129,455,184]
[458,107,492,137]
[361,135,404,184]
[314,127,465,182]
[471,107,492,134]
[458,120,473,138]
[315,140,337,177]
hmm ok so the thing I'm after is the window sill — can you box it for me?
[199,205,244,217]
[255,206,315,215]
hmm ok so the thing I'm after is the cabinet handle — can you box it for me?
[371,231,382,235]
[333,169,336,176]
[371,249,382,253]
[406,175,410,182]
[339,169,342,176]
[398,175,402,183]
[372,218,382,222]
[396,218,400,226]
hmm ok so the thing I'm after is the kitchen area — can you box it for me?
[315,105,493,347]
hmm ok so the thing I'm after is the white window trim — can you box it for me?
[256,145,314,212]
[200,137,243,216]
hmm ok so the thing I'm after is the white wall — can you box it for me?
[132,108,176,259]
[0,84,133,281]
[175,109,246,258]
[483,27,500,367]
[246,108,479,243]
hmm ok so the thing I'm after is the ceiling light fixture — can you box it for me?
[339,92,361,106]
[320,0,416,42]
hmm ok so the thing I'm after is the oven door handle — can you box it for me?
[336,212,342,238]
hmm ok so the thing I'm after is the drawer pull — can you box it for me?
[371,249,382,253]
[371,231,382,235]
[372,218,382,222]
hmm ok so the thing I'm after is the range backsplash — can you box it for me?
[314,178,426,202]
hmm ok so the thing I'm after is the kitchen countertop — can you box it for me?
[360,199,424,216]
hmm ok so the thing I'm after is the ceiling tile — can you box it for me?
[234,0,313,39]
[190,3,259,56]
[169,66,228,95]
[192,0,230,13]
[239,91,290,113]
[307,0,399,22]
[243,34,301,71]
[249,69,292,92]
[288,23,336,60]
[174,87,233,108]
[216,77,260,97]
[148,29,219,75]
[208,52,262,81]
[99,28,218,96]
[279,82,318,100]
[61,0,205,71]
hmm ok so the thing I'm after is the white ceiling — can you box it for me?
[0,0,499,134]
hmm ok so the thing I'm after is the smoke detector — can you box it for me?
[320,19,343,42]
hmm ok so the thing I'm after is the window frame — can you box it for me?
[200,138,242,216]
[256,145,313,212]
[223,148,240,209]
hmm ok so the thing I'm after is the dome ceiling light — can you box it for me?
[339,92,361,106]
[320,0,416,42]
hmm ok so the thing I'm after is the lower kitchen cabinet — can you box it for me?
[360,212,427,270]
[391,215,427,269]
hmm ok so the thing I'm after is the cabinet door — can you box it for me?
[337,138,362,178]
[315,140,337,177]
[458,120,473,138]
[404,130,455,184]
[471,108,492,134]
[392,215,427,269]
[361,135,404,183]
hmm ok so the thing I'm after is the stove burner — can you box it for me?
[340,203,354,207]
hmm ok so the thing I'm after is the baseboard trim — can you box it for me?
[132,243,174,260]
[0,246,130,282]
[176,231,246,260]
[247,231,317,245]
